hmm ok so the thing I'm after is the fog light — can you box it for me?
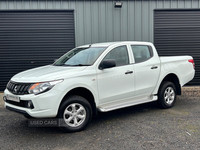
[28,102,31,107]
[27,101,34,109]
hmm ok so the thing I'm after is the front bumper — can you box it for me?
[4,89,63,118]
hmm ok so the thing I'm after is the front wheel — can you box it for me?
[23,115,33,119]
[57,95,92,133]
[157,81,177,109]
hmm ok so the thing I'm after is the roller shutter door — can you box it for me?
[154,10,200,85]
[0,10,75,91]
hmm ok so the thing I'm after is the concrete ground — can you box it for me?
[0,93,3,107]
[0,87,200,150]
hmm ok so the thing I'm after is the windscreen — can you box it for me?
[53,47,107,66]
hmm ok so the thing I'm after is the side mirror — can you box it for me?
[99,59,116,70]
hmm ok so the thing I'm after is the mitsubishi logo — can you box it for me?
[14,86,18,92]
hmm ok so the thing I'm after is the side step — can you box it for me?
[97,95,157,112]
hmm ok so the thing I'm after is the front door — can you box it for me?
[97,45,135,106]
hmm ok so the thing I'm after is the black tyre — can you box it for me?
[23,115,33,119]
[157,81,177,109]
[58,95,92,133]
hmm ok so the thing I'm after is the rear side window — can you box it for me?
[131,45,153,63]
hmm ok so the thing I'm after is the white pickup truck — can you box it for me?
[4,41,195,132]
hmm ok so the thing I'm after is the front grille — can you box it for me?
[7,81,32,95]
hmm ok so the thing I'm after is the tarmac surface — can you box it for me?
[0,87,200,150]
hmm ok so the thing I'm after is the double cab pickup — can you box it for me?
[4,41,195,132]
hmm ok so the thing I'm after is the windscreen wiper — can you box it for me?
[70,64,90,66]
[55,64,90,66]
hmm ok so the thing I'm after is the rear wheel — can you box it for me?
[58,95,92,133]
[157,81,177,109]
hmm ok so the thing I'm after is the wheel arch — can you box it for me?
[157,73,181,95]
[58,87,98,117]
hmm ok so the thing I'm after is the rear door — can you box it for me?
[131,45,160,99]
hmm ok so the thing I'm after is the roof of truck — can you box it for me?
[78,41,152,48]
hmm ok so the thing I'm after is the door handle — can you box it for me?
[125,71,133,74]
[151,66,158,69]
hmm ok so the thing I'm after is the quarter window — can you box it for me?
[103,45,129,67]
[131,45,152,63]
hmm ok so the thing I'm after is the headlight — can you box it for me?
[28,79,63,95]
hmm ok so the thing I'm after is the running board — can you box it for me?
[97,95,157,112]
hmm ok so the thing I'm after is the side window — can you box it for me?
[131,45,153,63]
[103,45,129,67]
